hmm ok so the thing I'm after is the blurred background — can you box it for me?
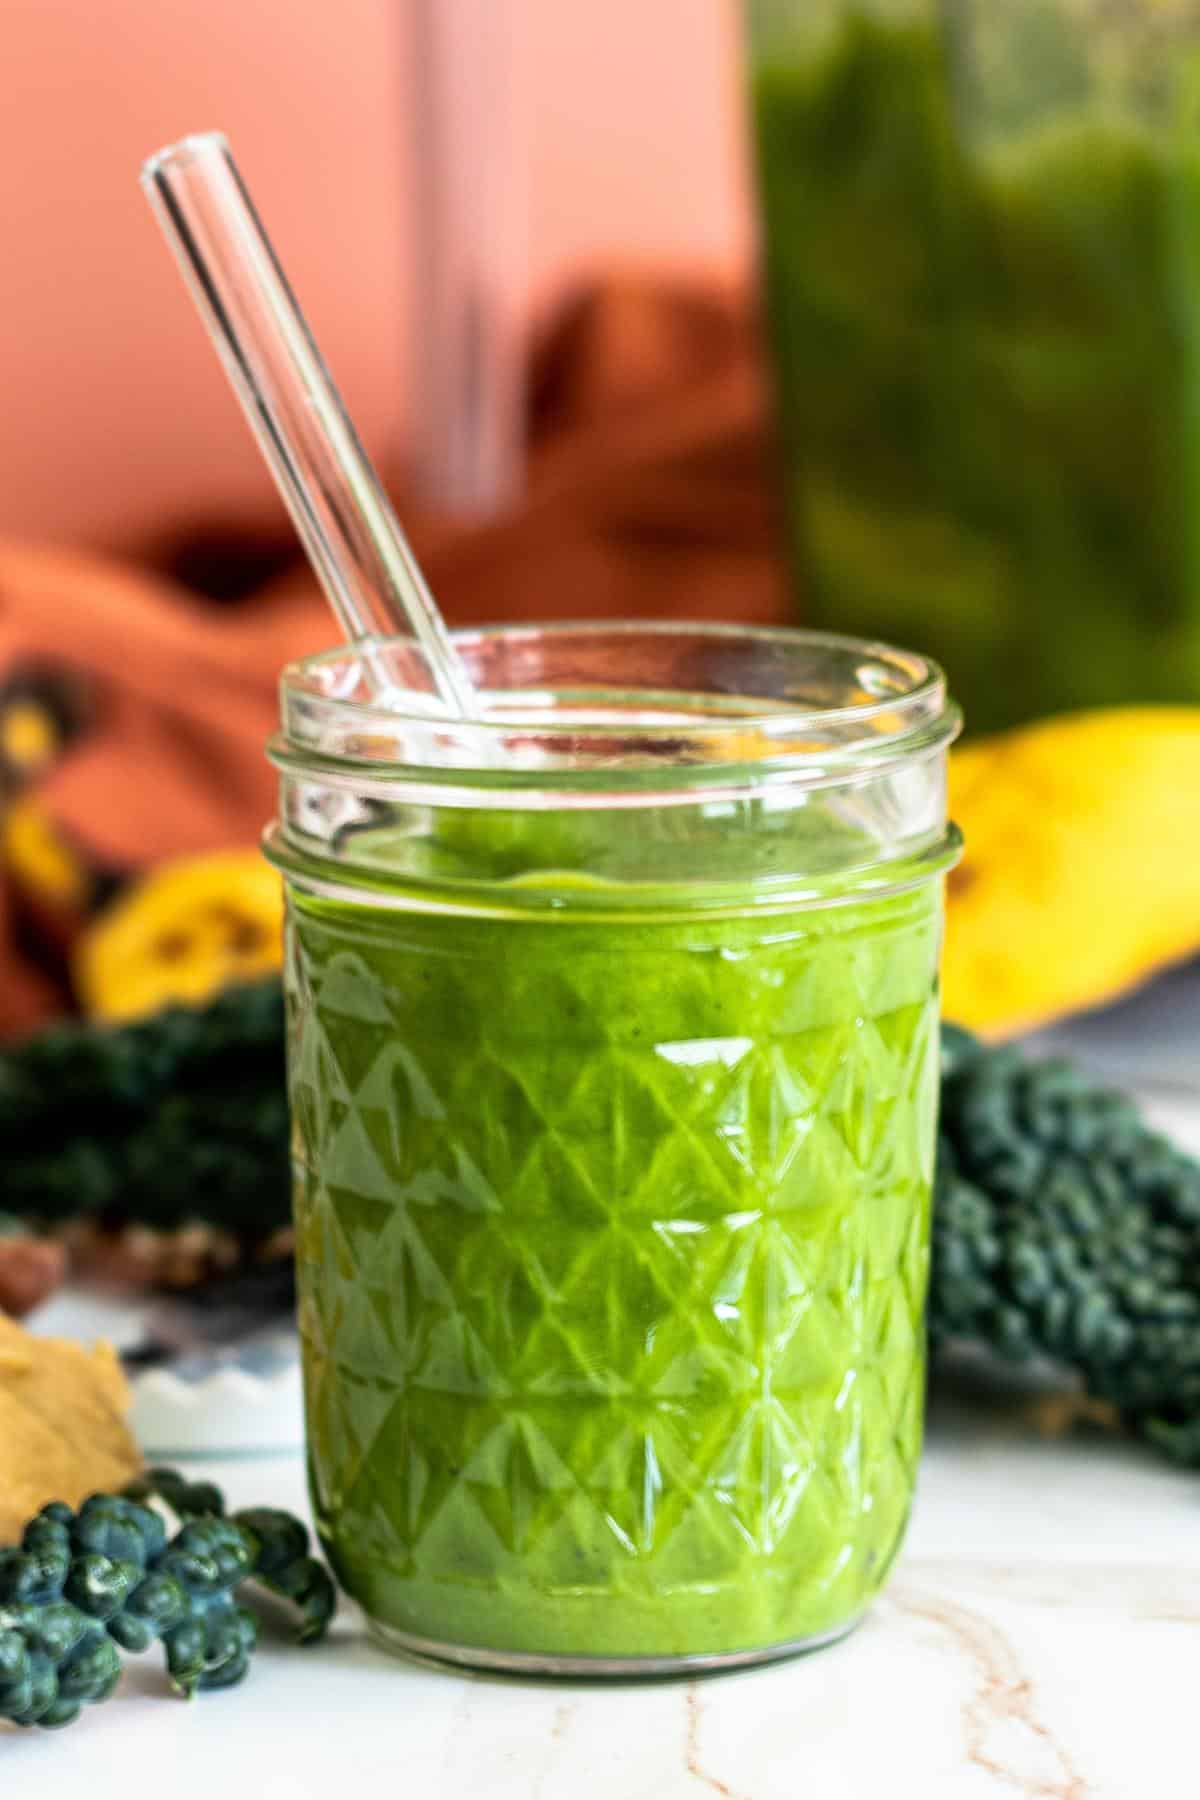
[0,0,749,551]
[3,0,1200,1057]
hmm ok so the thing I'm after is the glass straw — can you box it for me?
[140,131,476,717]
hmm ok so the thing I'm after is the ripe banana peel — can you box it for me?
[75,850,283,1023]
[944,707,1200,1037]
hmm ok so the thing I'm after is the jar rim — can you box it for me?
[275,621,960,798]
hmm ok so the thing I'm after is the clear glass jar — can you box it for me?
[747,0,1200,735]
[265,622,961,1675]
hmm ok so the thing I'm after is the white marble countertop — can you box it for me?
[12,993,1200,1798]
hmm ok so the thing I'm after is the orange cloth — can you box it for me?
[0,279,789,1034]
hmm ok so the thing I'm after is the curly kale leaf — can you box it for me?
[931,1028,1200,1460]
[0,1474,335,1730]
[0,981,290,1239]
[233,1509,338,1645]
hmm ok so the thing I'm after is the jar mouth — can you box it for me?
[274,621,960,798]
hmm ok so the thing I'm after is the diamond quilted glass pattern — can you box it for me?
[286,881,943,1662]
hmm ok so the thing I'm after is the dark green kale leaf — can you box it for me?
[930,1027,1200,1460]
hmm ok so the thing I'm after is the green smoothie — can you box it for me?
[751,10,1200,733]
[285,809,944,1663]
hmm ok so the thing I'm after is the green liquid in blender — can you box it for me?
[752,11,1200,733]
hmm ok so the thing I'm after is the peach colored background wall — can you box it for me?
[0,0,750,553]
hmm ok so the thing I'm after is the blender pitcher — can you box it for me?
[746,0,1200,733]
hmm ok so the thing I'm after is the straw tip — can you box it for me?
[140,131,231,188]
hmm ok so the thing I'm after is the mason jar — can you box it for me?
[265,622,961,1674]
[746,0,1200,735]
